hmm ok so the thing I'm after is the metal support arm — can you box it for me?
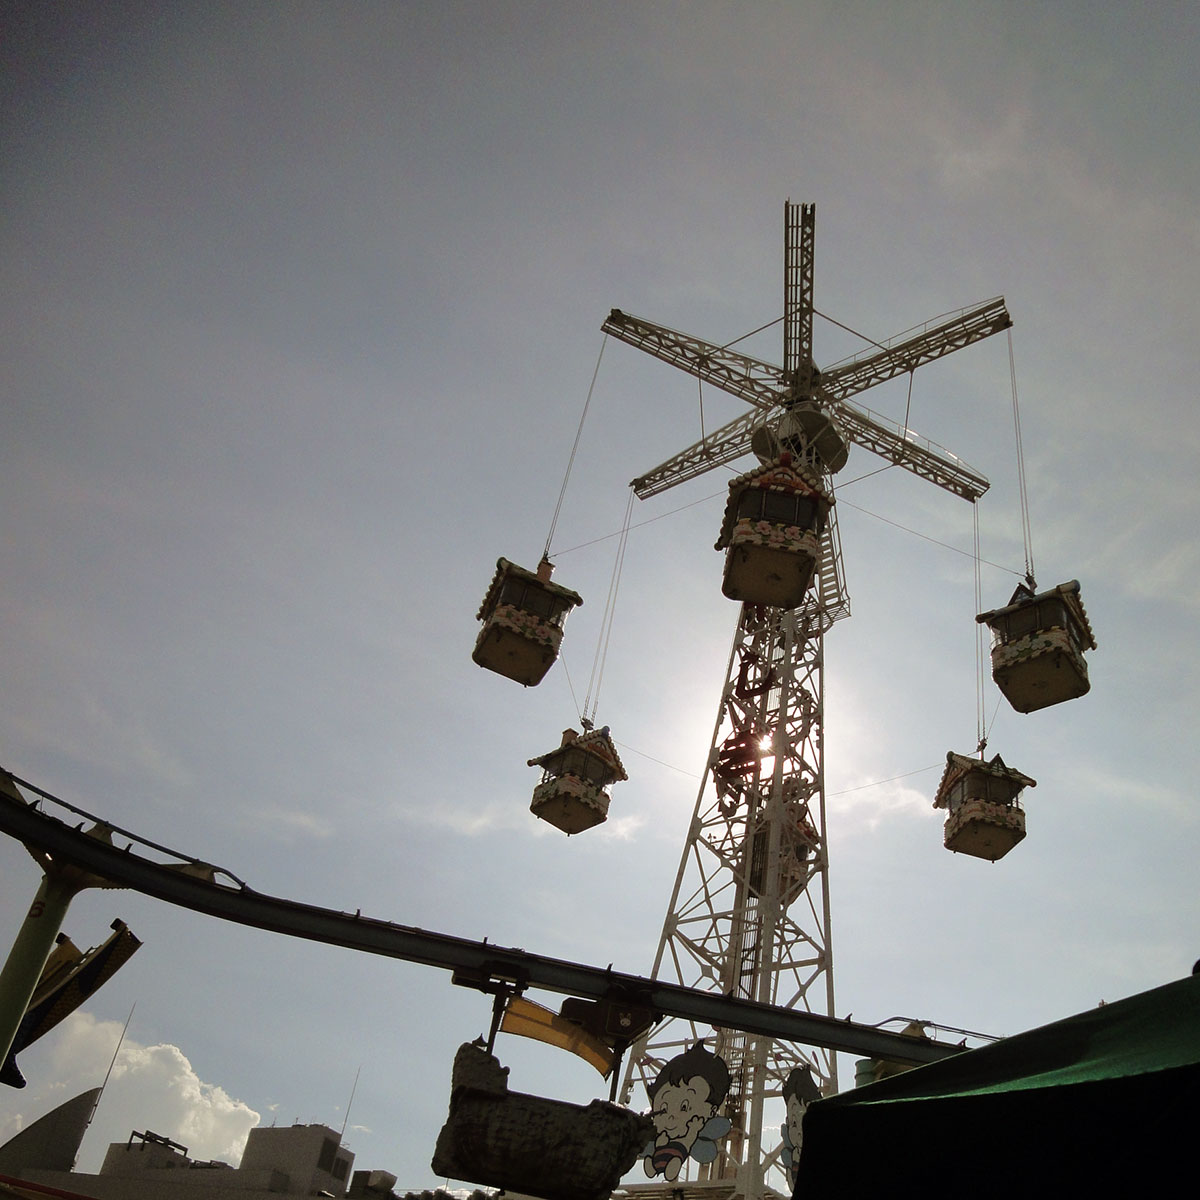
[602,309,784,412]
[616,297,1007,501]
[820,298,1012,404]
[0,772,961,1067]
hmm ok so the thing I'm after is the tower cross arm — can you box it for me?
[630,408,761,498]
[617,298,1009,502]
[602,309,785,412]
[629,400,990,502]
[820,297,1012,404]
[834,401,990,501]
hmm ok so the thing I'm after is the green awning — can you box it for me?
[795,973,1200,1196]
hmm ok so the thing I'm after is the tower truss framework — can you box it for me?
[610,203,1009,1200]
[619,588,839,1200]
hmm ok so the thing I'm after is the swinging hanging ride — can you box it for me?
[936,334,1095,862]
[933,751,1036,863]
[527,726,628,836]
[977,579,1096,714]
[452,200,1103,1200]
[716,452,833,609]
[471,334,607,691]
[472,338,631,834]
[473,556,583,687]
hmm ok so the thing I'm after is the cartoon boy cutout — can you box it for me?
[780,1064,821,1189]
[642,1043,733,1181]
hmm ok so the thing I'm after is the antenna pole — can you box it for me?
[86,1004,136,1141]
[339,1066,361,1142]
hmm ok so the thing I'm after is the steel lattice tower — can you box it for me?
[603,203,1009,1200]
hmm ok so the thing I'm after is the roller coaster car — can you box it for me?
[976,580,1095,714]
[473,558,583,686]
[431,1041,654,1200]
[933,752,1036,862]
[715,455,831,610]
[527,727,628,835]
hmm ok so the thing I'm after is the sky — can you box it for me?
[1,0,1198,1188]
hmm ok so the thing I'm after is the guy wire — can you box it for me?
[1008,330,1036,588]
[974,502,987,752]
[582,487,635,727]
[544,335,607,560]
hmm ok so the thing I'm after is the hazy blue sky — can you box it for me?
[2,0,1197,1187]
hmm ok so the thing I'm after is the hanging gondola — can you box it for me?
[527,726,627,835]
[976,580,1095,714]
[472,557,583,686]
[933,751,1036,862]
[715,453,832,609]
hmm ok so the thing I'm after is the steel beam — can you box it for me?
[0,776,959,1067]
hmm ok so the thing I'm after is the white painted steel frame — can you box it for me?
[610,202,1007,1200]
[617,598,837,1200]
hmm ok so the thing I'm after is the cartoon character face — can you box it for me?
[653,1074,715,1145]
[643,1044,733,1180]
[784,1091,807,1156]
[780,1064,819,1188]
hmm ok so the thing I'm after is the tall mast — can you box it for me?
[606,202,1008,1199]
[618,204,840,1200]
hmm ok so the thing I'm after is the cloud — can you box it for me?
[0,1011,259,1172]
[1068,764,1194,824]
[828,774,939,834]
[591,811,647,842]
[396,799,530,838]
[238,804,337,842]
[109,1041,259,1163]
[934,105,1033,190]
[409,801,646,841]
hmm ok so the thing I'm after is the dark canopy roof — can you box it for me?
[795,973,1200,1196]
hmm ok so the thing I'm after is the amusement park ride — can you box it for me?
[473,202,1095,1199]
[0,201,1095,1200]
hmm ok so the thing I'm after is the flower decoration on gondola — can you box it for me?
[976,579,1096,713]
[527,726,628,835]
[473,557,582,686]
[715,454,832,609]
[933,751,1036,862]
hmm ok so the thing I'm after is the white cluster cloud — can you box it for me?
[0,1011,259,1173]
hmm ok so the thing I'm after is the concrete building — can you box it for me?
[0,1097,492,1200]
[2,1100,362,1200]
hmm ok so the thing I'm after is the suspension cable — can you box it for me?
[552,483,1026,581]
[813,306,892,358]
[974,502,987,755]
[723,312,784,350]
[1008,330,1036,588]
[581,488,635,728]
[544,335,607,561]
[552,489,724,557]
[557,648,583,727]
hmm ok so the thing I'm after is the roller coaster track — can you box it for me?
[0,770,958,1066]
